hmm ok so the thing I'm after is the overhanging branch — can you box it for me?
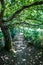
[6,1,43,22]
[4,17,43,28]
[8,22,43,28]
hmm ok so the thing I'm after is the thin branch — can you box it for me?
[6,1,43,21]
[0,0,5,19]
[3,17,43,28]
[11,21,43,26]
[7,22,43,28]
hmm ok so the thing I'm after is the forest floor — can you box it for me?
[0,33,43,65]
[0,48,16,65]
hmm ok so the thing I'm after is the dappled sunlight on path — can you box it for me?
[12,32,43,65]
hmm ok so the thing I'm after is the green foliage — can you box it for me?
[24,28,43,48]
[0,0,43,50]
[10,27,20,38]
[0,31,3,38]
[4,0,43,26]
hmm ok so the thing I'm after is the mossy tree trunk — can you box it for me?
[1,22,12,51]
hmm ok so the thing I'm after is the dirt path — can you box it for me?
[12,33,27,51]
[0,32,43,65]
[12,33,43,65]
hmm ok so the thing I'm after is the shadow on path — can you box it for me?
[0,48,16,65]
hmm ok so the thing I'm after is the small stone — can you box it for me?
[22,59,26,61]
[33,61,35,64]
[40,61,42,64]
[18,62,20,64]
[39,56,41,58]
[11,59,14,62]
[30,59,32,62]
[5,57,9,60]
[29,49,31,52]
[35,56,38,59]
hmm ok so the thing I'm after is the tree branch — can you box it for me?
[6,1,43,21]
[4,17,43,28]
[8,22,43,29]
[0,17,43,28]
[0,0,5,19]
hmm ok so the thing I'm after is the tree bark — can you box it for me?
[0,22,12,51]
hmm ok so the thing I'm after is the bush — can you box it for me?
[23,28,43,48]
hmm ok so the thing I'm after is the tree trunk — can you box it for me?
[1,22,12,51]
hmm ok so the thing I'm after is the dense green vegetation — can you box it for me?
[0,0,43,50]
[0,1,43,65]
